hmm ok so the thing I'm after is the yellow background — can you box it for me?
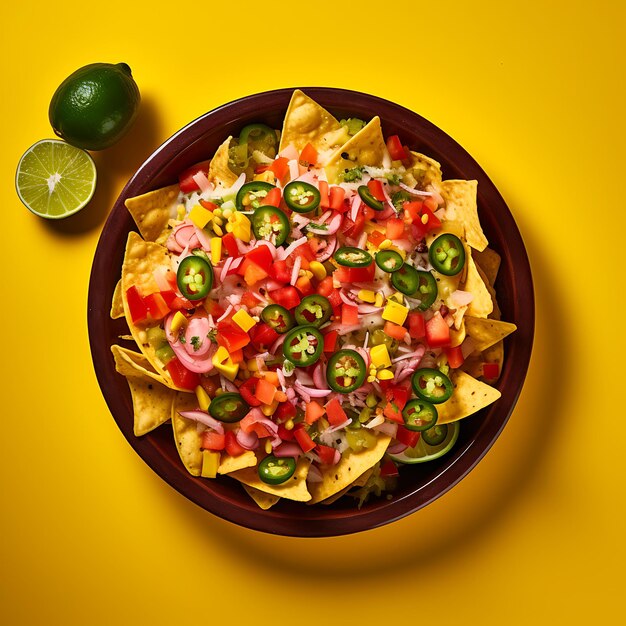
[1,1,623,624]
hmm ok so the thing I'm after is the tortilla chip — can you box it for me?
[404,151,442,188]
[171,392,203,476]
[110,279,125,319]
[436,370,501,424]
[229,456,312,502]
[279,89,349,154]
[307,435,391,505]
[218,451,257,475]
[324,116,387,183]
[111,345,177,436]
[473,247,501,285]
[474,260,501,320]
[121,231,176,385]
[465,317,517,353]
[125,184,179,244]
[208,136,238,189]
[440,180,487,251]
[462,248,493,318]
[320,468,374,505]
[243,485,280,510]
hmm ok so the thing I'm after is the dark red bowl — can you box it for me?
[88,88,534,536]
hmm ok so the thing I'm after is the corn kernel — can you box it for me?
[213,208,222,218]
[378,369,394,381]
[225,223,233,233]
[358,289,376,303]
[170,311,188,334]
[222,207,233,219]
[212,216,223,227]
[232,308,257,332]
[264,439,273,454]
[261,400,279,416]
[210,236,222,264]
[195,385,211,411]
[309,261,327,281]
[379,239,392,250]
[213,223,224,237]
[367,375,376,383]
[254,171,276,183]
[285,419,294,430]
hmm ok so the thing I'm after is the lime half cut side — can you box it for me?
[389,421,460,464]
[15,139,96,219]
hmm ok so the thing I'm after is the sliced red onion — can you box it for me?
[269,333,286,355]
[294,381,332,398]
[450,289,474,307]
[184,317,212,357]
[290,255,302,286]
[216,305,233,323]
[166,234,184,254]
[276,367,287,391]
[357,231,368,249]
[380,181,398,213]
[306,464,324,483]
[376,206,395,220]
[194,226,212,251]
[392,345,426,364]
[294,368,314,386]
[350,194,361,222]
[314,235,337,262]
[324,322,362,335]
[312,362,327,390]
[236,429,259,450]
[278,236,308,260]
[387,441,408,454]
[288,159,299,181]
[339,290,357,307]
[173,222,195,247]
[278,144,299,160]
[325,417,351,433]
[273,442,301,458]
[219,256,233,282]
[192,171,211,194]
[178,410,224,434]
[164,313,216,374]
[373,421,398,438]
[357,304,383,315]
[332,449,341,465]
[398,182,434,197]
[153,267,173,292]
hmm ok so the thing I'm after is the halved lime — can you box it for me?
[389,421,460,464]
[15,139,97,219]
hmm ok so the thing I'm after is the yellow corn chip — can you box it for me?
[473,247,501,285]
[218,451,257,475]
[436,371,501,424]
[243,485,280,510]
[208,136,238,188]
[320,468,374,505]
[279,89,349,154]
[465,317,517,353]
[125,184,179,244]
[404,151,442,188]
[111,279,125,319]
[171,392,203,477]
[440,179,487,251]
[462,248,493,318]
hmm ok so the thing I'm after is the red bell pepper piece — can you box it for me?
[269,157,290,180]
[482,362,500,380]
[323,329,339,353]
[265,187,282,207]
[395,425,420,448]
[325,398,348,427]
[221,232,241,258]
[178,160,210,193]
[216,319,251,352]
[315,444,337,465]
[239,377,262,407]
[329,186,345,211]
[224,430,246,457]
[444,345,465,369]
[274,401,297,423]
[425,311,451,348]
[319,181,330,209]
[380,459,399,477]
[386,135,408,161]
[248,322,280,351]
[299,143,318,166]
[268,286,301,310]
[199,199,219,212]
[144,292,171,321]
[125,285,148,323]
[386,217,405,240]
[367,179,386,202]
[293,426,316,454]
[341,304,359,326]
[165,358,200,391]
[408,311,426,339]
[201,431,226,451]
[268,259,291,284]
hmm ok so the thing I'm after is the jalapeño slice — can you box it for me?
[375,249,403,273]
[283,181,321,213]
[294,295,332,328]
[208,392,249,423]
[252,206,290,246]
[334,246,373,268]
[422,423,449,446]
[402,399,438,432]
[283,325,324,366]
[236,181,276,211]
[258,455,296,485]
[415,270,438,310]
[177,255,213,300]
[239,123,277,153]
[326,349,367,394]
[411,368,453,404]
[391,263,420,295]
[261,304,294,334]
[357,184,385,211]
[429,233,466,276]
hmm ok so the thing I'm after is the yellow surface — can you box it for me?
[1,1,624,624]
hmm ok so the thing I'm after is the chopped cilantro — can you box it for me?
[190,336,202,351]
[341,166,364,182]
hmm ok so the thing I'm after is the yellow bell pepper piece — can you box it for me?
[201,450,221,478]
[188,204,213,229]
[195,385,211,411]
[212,346,240,381]
[377,369,395,381]
[370,344,392,368]
[358,289,376,303]
[210,236,222,264]
[170,311,188,335]
[382,299,409,326]
[232,309,257,332]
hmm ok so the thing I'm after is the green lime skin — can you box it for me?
[49,62,140,150]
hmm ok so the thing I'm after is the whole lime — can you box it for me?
[49,62,140,150]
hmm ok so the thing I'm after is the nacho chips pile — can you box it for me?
[110,90,516,509]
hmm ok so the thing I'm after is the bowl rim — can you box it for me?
[88,87,534,537]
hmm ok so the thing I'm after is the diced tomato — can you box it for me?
[255,378,277,406]
[325,398,348,426]
[255,165,270,174]
[269,157,290,180]
[368,230,386,247]
[380,459,400,478]
[125,285,148,324]
[384,385,409,424]
[267,259,290,284]
[327,288,343,310]
[329,186,345,211]
[221,232,241,258]
[425,311,451,348]
[367,179,386,202]
[159,289,187,311]
[305,400,325,425]
[386,135,408,161]
[384,321,407,341]
[294,426,316,454]
[408,311,426,339]
[291,240,316,264]
[323,329,339,353]
[240,259,269,286]
[165,358,200,391]
[295,275,313,296]
[230,349,244,364]
[249,322,280,351]
[275,401,297,423]
[265,187,282,207]
[395,425,420,448]
[299,143,318,166]
[224,430,246,457]
[316,276,334,297]
[277,423,296,441]
[315,444,337,465]
[423,196,439,212]
[482,362,500,380]
[144,292,171,321]
[403,200,423,223]
[240,292,261,309]
[199,199,219,212]
[383,401,403,424]
[341,303,359,326]
[178,160,210,193]
[319,181,330,209]
[239,377,262,407]
[201,430,226,451]
[348,263,376,283]
[204,299,225,319]
[444,345,465,369]
[216,319,251,352]
[244,245,273,273]
[269,286,301,310]
[386,217,405,240]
